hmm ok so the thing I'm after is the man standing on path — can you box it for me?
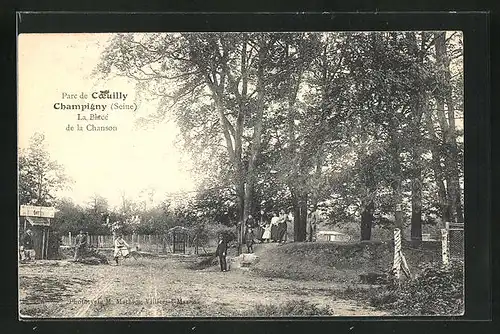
[215,234,228,272]
[73,230,87,261]
[308,209,320,242]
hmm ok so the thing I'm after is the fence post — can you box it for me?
[393,228,402,279]
[68,231,72,246]
[441,228,449,267]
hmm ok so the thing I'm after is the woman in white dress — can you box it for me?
[113,234,130,265]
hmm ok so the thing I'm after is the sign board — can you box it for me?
[20,205,56,218]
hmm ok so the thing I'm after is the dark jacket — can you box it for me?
[245,217,257,228]
[21,232,34,249]
[245,229,255,244]
[215,240,227,257]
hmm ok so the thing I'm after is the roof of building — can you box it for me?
[167,226,190,234]
[317,230,345,235]
[26,216,51,226]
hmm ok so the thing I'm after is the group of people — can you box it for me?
[257,211,290,244]
[241,210,291,254]
[73,230,131,265]
[242,209,321,254]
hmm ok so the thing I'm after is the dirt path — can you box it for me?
[19,254,387,318]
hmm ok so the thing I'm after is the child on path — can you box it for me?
[245,227,255,253]
[261,222,271,243]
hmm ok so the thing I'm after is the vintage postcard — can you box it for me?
[18,31,464,318]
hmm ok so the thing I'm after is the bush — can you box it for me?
[246,300,333,316]
[369,260,464,315]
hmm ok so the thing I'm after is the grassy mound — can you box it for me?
[187,254,218,270]
[252,240,441,283]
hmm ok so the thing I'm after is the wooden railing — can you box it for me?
[61,233,214,254]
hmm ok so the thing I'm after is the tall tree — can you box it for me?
[18,133,71,206]
[434,31,464,224]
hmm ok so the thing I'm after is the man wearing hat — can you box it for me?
[215,234,228,272]
[73,230,88,261]
[20,229,35,261]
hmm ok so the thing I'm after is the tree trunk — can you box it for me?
[443,50,464,224]
[424,110,450,223]
[390,131,404,235]
[297,193,308,242]
[410,167,423,243]
[236,181,245,222]
[360,201,374,241]
[235,37,247,222]
[410,120,423,243]
[435,32,463,223]
[435,90,456,224]
[243,41,266,221]
[292,194,300,242]
[360,160,375,241]
[409,32,426,244]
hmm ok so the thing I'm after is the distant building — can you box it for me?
[316,230,351,242]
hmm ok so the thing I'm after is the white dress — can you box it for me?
[262,224,271,239]
[114,238,130,257]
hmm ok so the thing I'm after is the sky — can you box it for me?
[18,33,196,209]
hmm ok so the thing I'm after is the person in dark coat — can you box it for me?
[277,210,288,243]
[245,214,257,228]
[308,209,320,242]
[256,212,266,242]
[245,227,255,253]
[215,234,228,272]
[20,229,35,261]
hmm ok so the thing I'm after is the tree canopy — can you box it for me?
[67,31,464,241]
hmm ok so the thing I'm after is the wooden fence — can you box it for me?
[61,233,213,254]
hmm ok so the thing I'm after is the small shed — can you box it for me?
[317,230,351,242]
[20,205,55,260]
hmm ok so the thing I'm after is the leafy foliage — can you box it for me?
[78,31,465,241]
[18,133,72,206]
[369,260,464,315]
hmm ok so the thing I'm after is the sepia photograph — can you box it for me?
[18,31,465,318]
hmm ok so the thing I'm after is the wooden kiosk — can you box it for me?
[167,226,189,254]
[19,205,55,260]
